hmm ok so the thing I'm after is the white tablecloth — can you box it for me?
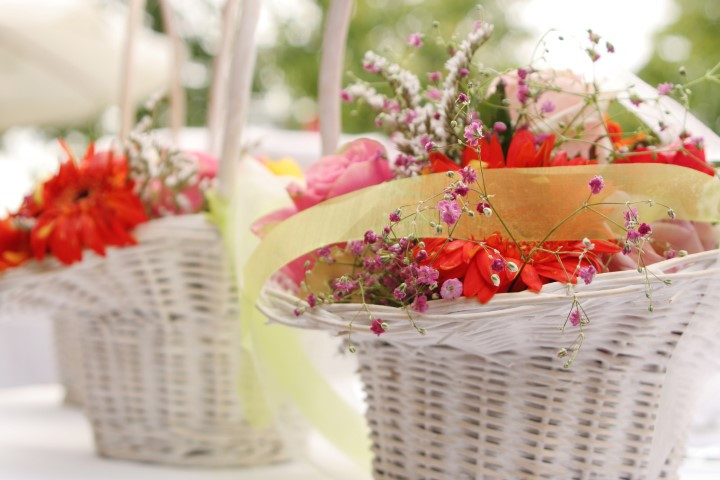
[0,385,341,480]
[2,385,720,479]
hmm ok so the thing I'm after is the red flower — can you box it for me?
[421,234,620,304]
[607,119,714,176]
[0,218,31,272]
[20,142,148,265]
[429,130,556,173]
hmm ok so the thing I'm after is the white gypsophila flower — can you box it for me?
[437,22,494,143]
[346,83,387,110]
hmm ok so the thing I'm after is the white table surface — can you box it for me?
[0,385,344,480]
[2,385,720,480]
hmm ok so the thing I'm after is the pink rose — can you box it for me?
[501,70,610,160]
[289,138,392,211]
[609,220,717,271]
[252,138,391,285]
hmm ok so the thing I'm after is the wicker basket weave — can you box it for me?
[43,214,288,467]
[260,249,720,479]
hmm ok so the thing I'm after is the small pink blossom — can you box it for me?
[389,210,401,222]
[440,279,463,300]
[340,90,352,103]
[588,175,605,195]
[411,295,428,313]
[464,121,482,146]
[457,92,468,103]
[459,67,470,77]
[406,32,423,48]
[428,71,442,83]
[540,100,555,114]
[657,82,673,96]
[348,240,365,256]
[493,121,507,133]
[638,222,652,236]
[426,88,442,101]
[569,309,581,327]
[364,230,378,244]
[417,266,439,285]
[436,200,462,225]
[460,165,477,184]
[578,265,596,285]
[306,293,317,308]
[491,258,505,272]
[370,319,387,336]
[454,182,469,197]
[424,140,435,152]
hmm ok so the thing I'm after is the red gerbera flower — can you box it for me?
[429,130,557,173]
[0,218,31,272]
[420,233,620,304]
[20,141,148,265]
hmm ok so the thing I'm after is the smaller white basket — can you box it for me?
[49,214,289,467]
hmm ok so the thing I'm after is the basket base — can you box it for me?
[358,342,685,480]
[91,423,288,468]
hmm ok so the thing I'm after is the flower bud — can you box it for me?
[348,344,356,353]
[483,207,492,217]
[490,273,500,286]
[678,250,688,257]
[380,322,389,331]
[667,208,676,219]
[506,261,518,272]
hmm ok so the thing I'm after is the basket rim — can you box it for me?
[260,248,720,324]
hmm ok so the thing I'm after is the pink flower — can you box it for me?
[406,32,423,48]
[340,90,352,103]
[289,138,392,211]
[426,88,442,101]
[657,82,673,96]
[437,200,462,225]
[588,175,604,195]
[569,309,581,327]
[493,121,507,133]
[411,295,428,313]
[440,278,463,300]
[464,121,482,146]
[370,319,387,336]
[578,265,596,285]
[540,100,555,114]
[428,71,442,83]
[417,266,439,285]
[460,165,477,184]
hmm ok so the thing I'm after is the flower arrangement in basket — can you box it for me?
[0,104,303,466]
[255,19,720,479]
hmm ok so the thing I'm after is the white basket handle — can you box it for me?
[207,0,242,157]
[318,0,354,155]
[118,0,185,141]
[217,0,261,200]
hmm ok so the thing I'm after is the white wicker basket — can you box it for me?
[47,214,288,467]
[260,249,720,479]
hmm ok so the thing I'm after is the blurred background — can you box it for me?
[0,0,719,388]
[2,0,719,211]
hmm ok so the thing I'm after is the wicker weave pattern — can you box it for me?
[40,215,287,467]
[261,249,720,479]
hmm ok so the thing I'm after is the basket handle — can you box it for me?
[217,0,261,200]
[318,0,354,155]
[118,0,146,141]
[118,0,185,141]
[207,0,242,157]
